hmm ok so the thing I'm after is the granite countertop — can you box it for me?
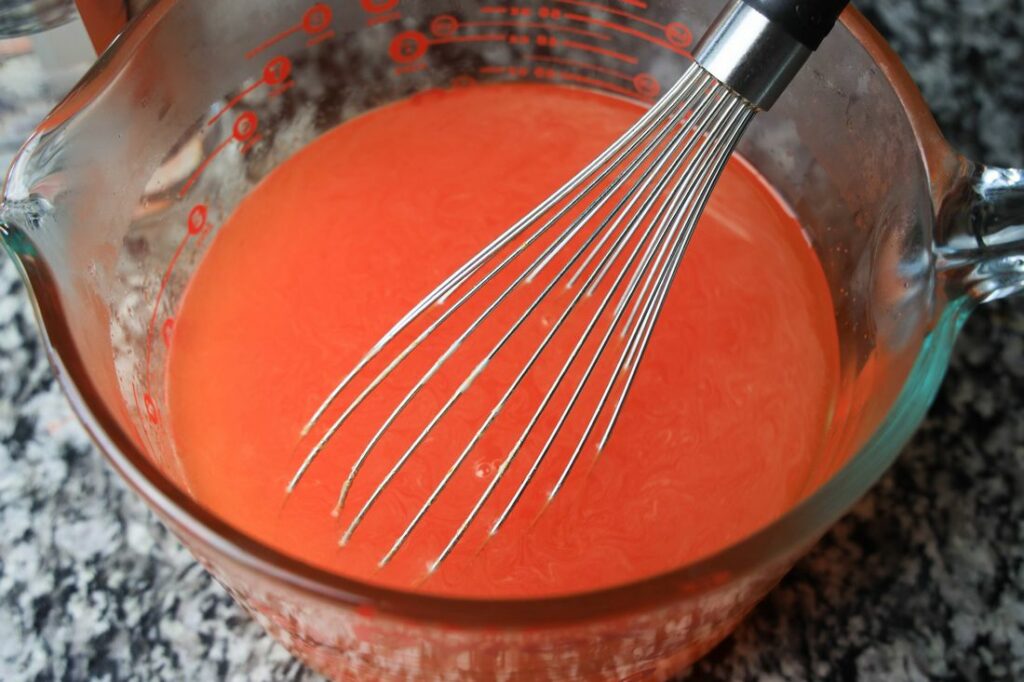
[1,1,1022,680]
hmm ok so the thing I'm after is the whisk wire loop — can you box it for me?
[289,63,758,574]
[331,72,718,518]
[420,97,752,571]
[287,68,713,494]
[341,74,727,549]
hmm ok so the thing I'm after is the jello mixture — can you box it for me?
[168,83,839,597]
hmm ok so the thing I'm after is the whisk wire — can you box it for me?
[599,108,754,453]
[548,102,754,501]
[287,68,713,495]
[414,93,749,572]
[346,71,723,551]
[288,63,760,575]
[494,98,754,539]
[374,106,716,563]
[455,97,742,542]
[294,70,709,442]
[329,75,717,516]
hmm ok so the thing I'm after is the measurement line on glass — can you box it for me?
[548,68,650,98]
[479,64,652,100]
[545,0,695,53]
[362,0,402,27]
[460,20,611,41]
[562,38,638,63]
[429,33,507,46]
[139,2,336,431]
[176,112,262,199]
[208,55,294,126]
[614,0,648,8]
[139,202,212,424]
[554,0,664,29]
[563,12,690,55]
[437,5,693,55]
[526,54,635,82]
[245,2,335,59]
[399,27,640,69]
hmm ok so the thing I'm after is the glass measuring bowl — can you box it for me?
[2,0,1022,679]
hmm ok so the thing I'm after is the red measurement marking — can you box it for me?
[307,29,336,47]
[187,204,208,235]
[560,39,638,64]
[208,81,261,126]
[131,382,160,434]
[179,137,231,198]
[430,14,459,37]
[367,12,401,26]
[480,65,528,77]
[664,21,693,49]
[305,29,333,47]
[246,26,301,59]
[144,393,160,425]
[542,68,640,98]
[461,20,610,41]
[180,113,259,198]
[613,0,647,8]
[563,12,690,56]
[246,3,333,58]
[264,55,292,84]
[362,0,400,25]
[143,202,215,387]
[209,56,292,126]
[391,62,423,74]
[236,112,263,154]
[554,0,662,29]
[131,384,157,445]
[526,54,633,81]
[162,318,175,347]
[240,135,263,155]
[302,3,333,34]
[632,72,660,97]
[195,222,214,251]
[361,0,398,12]
[144,231,189,374]
[390,30,429,63]
[480,6,507,13]
[430,34,508,46]
[233,111,259,141]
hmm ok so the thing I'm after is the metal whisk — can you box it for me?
[287,0,849,573]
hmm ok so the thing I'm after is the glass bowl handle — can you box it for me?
[937,163,1024,303]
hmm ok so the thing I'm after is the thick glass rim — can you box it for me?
[6,3,962,627]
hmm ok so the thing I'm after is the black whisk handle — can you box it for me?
[740,0,851,49]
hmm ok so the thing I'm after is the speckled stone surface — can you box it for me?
[1,1,1022,680]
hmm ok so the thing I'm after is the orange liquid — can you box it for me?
[168,83,839,598]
